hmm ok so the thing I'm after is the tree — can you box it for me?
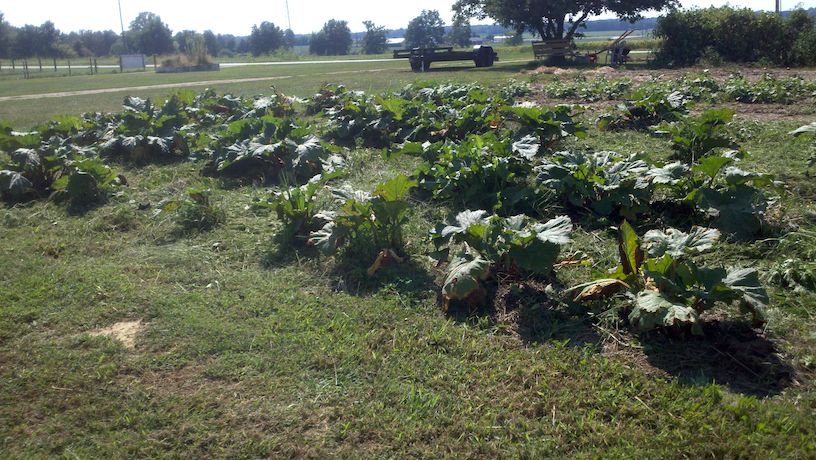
[405,10,446,48]
[174,30,197,54]
[453,0,676,40]
[128,12,174,55]
[13,21,61,58]
[450,18,473,47]
[202,30,219,56]
[361,21,387,54]
[309,20,352,55]
[249,21,285,56]
[217,34,238,55]
[70,30,119,57]
[0,12,12,58]
[284,29,296,49]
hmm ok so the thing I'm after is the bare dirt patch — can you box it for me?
[89,320,144,349]
[528,66,578,76]
[525,64,816,82]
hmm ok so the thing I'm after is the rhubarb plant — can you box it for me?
[535,151,653,220]
[430,210,573,308]
[572,221,769,335]
[308,175,417,273]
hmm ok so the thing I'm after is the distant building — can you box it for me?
[386,38,405,48]
[469,37,484,45]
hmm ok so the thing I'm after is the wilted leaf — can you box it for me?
[789,122,816,136]
[572,279,630,302]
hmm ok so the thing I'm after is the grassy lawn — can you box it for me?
[1,67,815,457]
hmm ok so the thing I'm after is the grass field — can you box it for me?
[1,58,816,457]
[0,47,543,128]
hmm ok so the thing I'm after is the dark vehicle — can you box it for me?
[393,46,498,71]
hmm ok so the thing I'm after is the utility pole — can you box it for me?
[118,0,128,51]
[285,0,292,31]
[776,0,781,14]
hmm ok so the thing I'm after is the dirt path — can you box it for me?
[0,67,395,102]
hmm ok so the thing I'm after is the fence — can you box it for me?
[0,56,145,79]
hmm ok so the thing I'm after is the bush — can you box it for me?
[654,7,816,67]
[793,28,816,66]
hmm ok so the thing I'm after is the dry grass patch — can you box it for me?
[88,320,144,349]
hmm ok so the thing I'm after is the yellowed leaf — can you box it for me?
[574,279,630,302]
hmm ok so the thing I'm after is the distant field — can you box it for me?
[0,45,675,128]
[0,47,549,128]
[0,42,659,84]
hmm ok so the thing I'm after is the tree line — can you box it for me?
[5,2,813,62]
[0,9,484,60]
[0,11,254,59]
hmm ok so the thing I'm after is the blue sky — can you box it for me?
[2,0,814,35]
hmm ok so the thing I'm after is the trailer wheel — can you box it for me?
[410,59,431,72]
[474,47,493,67]
[483,53,495,67]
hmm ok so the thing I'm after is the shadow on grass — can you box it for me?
[404,61,537,75]
[263,234,438,298]
[261,229,318,268]
[446,278,603,350]
[330,249,437,298]
[640,321,796,397]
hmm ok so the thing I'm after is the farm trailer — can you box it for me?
[393,46,499,71]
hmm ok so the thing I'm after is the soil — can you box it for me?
[521,65,816,122]
[525,64,816,82]
[89,320,144,349]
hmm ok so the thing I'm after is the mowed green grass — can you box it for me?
[2,69,816,457]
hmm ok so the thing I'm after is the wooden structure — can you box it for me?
[532,39,577,60]
[587,30,636,65]
[393,46,498,72]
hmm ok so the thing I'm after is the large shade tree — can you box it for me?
[361,20,387,54]
[128,12,174,54]
[249,21,285,56]
[310,20,352,55]
[453,0,676,40]
[450,17,473,47]
[405,10,446,48]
